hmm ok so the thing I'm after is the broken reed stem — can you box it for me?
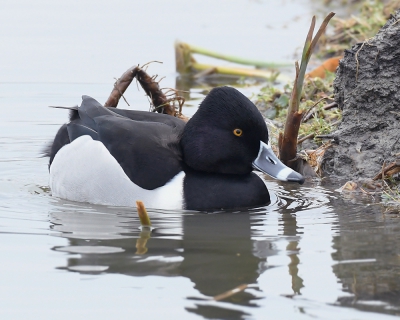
[279,12,335,168]
[104,66,139,107]
[296,12,335,112]
[113,77,131,106]
[135,67,176,116]
[136,200,152,227]
[103,63,185,117]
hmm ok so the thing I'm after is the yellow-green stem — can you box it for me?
[188,44,291,68]
[192,62,291,82]
[136,200,152,227]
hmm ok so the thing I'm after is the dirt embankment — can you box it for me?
[322,10,400,182]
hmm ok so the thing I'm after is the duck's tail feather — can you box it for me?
[45,96,123,170]
[48,105,80,122]
[49,105,79,110]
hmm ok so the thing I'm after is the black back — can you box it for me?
[49,96,185,190]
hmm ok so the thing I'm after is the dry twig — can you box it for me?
[373,160,400,180]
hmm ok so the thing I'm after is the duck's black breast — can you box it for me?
[183,168,270,211]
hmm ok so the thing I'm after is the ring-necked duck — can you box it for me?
[46,86,304,211]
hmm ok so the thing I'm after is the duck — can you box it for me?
[46,86,304,211]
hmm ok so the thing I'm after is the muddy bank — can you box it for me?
[322,9,400,182]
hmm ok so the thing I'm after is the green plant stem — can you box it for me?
[192,62,291,82]
[187,43,291,68]
[279,12,335,168]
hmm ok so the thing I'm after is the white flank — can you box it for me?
[49,135,184,209]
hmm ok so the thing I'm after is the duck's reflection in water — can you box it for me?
[181,213,262,302]
[51,207,184,277]
[50,202,288,318]
[49,186,400,317]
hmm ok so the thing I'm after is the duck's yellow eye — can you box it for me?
[233,128,243,137]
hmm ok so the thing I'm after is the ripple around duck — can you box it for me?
[2,139,398,319]
[40,176,347,317]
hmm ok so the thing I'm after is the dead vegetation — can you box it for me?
[334,176,400,214]
[175,40,289,82]
[318,0,396,57]
[104,62,189,121]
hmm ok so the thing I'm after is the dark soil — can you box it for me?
[322,10,400,182]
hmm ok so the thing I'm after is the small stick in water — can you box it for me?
[213,284,248,301]
[136,200,152,227]
[135,200,152,254]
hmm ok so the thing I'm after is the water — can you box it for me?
[1,1,399,319]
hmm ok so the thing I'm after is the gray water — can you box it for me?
[1,1,400,319]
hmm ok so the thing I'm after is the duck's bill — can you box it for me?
[252,141,305,184]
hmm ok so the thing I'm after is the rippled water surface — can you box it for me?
[1,1,400,319]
